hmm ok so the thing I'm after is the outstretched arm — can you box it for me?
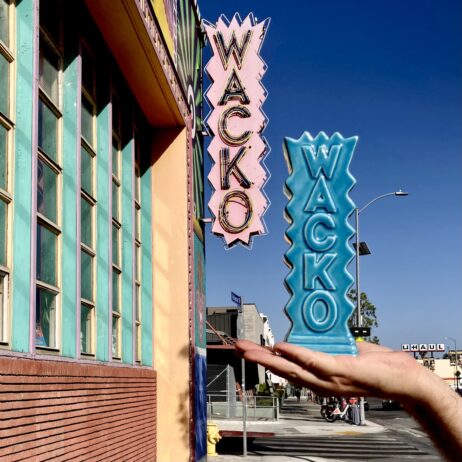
[235,340,462,462]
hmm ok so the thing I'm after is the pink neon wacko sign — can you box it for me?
[204,13,270,248]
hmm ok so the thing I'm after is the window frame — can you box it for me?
[35,24,63,352]
[0,0,14,346]
[111,91,122,360]
[79,41,97,357]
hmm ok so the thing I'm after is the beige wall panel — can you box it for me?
[152,128,190,462]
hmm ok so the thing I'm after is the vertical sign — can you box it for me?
[204,14,270,248]
[283,132,358,355]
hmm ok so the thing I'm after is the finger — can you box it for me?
[235,340,272,354]
[243,349,370,396]
[273,342,343,377]
[242,349,329,389]
[357,342,393,354]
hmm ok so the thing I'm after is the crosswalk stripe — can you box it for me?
[250,434,431,458]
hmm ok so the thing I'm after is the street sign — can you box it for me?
[231,292,242,306]
[350,327,370,337]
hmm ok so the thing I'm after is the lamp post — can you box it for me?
[355,190,408,423]
[445,336,459,390]
[238,300,247,456]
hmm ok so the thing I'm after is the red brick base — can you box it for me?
[0,356,156,461]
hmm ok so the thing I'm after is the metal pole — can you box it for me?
[451,338,459,390]
[355,207,361,327]
[446,337,459,390]
[240,300,247,456]
[355,207,366,425]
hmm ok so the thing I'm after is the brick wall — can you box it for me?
[0,356,156,461]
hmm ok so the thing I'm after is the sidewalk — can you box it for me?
[210,398,385,462]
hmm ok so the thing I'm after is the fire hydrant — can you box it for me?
[207,422,222,456]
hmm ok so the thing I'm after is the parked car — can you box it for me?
[382,399,403,410]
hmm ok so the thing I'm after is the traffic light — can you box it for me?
[350,327,371,338]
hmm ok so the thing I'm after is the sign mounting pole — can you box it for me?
[240,297,247,456]
[233,291,247,456]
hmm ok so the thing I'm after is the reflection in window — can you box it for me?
[0,200,6,266]
[112,180,119,221]
[35,288,56,348]
[0,272,6,342]
[0,123,7,190]
[36,224,57,287]
[81,145,93,195]
[112,270,120,313]
[81,95,94,146]
[81,197,92,247]
[80,304,92,354]
[81,249,93,302]
[0,0,9,47]
[0,54,9,116]
[112,141,120,177]
[39,38,60,104]
[37,158,57,222]
[38,99,58,162]
[112,224,119,266]
[112,315,120,358]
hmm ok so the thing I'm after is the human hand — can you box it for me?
[235,340,437,404]
[236,340,462,461]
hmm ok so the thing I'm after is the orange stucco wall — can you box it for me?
[152,128,191,462]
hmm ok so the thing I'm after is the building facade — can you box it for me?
[0,0,205,460]
[418,357,461,390]
[207,304,274,390]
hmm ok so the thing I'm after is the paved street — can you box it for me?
[213,398,443,461]
[365,398,442,460]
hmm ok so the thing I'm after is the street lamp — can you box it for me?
[354,190,408,423]
[445,336,459,390]
[354,190,409,326]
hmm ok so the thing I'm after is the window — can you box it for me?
[111,93,122,359]
[35,23,62,350]
[0,0,13,117]
[0,0,13,344]
[0,272,7,342]
[80,44,96,355]
[0,1,9,47]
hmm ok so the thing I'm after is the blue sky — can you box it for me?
[201,0,462,351]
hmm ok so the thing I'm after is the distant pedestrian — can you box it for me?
[295,389,301,403]
[349,398,361,425]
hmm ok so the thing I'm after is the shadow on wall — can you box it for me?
[151,127,183,167]
[178,344,191,445]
